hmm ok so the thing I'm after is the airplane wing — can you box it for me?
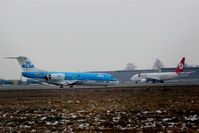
[39,80,83,87]
[179,71,195,77]
[64,80,83,85]
[145,76,160,81]
[143,76,164,83]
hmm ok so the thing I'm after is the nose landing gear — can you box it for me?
[59,85,64,88]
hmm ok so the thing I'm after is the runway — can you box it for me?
[0,81,199,90]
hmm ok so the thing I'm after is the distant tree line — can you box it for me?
[124,59,199,70]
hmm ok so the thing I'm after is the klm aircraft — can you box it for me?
[6,56,119,88]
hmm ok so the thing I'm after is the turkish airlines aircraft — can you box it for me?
[131,57,192,83]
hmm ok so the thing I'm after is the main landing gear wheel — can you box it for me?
[60,85,64,88]
[69,85,73,88]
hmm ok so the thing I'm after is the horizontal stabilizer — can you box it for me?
[4,57,18,59]
[4,56,42,72]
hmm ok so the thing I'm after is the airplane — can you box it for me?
[130,57,193,84]
[5,56,119,88]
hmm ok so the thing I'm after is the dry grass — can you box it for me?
[0,85,198,132]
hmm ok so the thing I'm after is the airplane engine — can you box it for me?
[140,78,147,83]
[44,74,65,81]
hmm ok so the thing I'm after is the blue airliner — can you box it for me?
[6,56,119,88]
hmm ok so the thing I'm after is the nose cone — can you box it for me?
[113,77,120,83]
[130,75,136,81]
[114,77,120,83]
[112,77,118,81]
[111,80,119,85]
[109,76,119,85]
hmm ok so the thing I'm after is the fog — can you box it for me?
[0,0,198,79]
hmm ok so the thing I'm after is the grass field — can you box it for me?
[0,85,198,133]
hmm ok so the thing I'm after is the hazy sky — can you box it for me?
[0,0,199,79]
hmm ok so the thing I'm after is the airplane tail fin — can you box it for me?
[5,56,41,72]
[175,57,185,73]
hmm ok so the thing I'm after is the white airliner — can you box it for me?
[131,57,192,83]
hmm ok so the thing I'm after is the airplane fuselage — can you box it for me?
[22,71,119,86]
[131,72,181,83]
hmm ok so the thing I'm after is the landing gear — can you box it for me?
[69,85,73,88]
[59,85,64,88]
[160,80,164,83]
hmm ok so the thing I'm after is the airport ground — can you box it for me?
[0,84,199,133]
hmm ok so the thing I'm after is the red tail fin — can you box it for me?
[175,57,185,73]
